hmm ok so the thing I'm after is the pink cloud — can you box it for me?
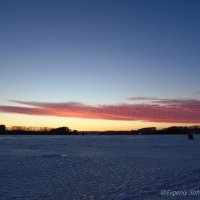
[0,98,200,123]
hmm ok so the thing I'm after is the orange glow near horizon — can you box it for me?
[1,113,199,131]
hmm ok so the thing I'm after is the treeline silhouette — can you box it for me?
[0,124,200,135]
[0,125,78,135]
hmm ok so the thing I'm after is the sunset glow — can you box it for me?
[0,97,200,130]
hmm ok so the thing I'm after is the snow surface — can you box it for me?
[0,135,200,200]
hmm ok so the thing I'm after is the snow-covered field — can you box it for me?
[0,135,200,200]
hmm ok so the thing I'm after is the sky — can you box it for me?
[0,0,200,131]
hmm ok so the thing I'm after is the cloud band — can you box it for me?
[0,97,200,123]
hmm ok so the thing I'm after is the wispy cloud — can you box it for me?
[127,97,200,108]
[127,97,164,101]
[0,98,200,123]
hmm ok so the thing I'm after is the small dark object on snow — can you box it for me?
[188,132,194,140]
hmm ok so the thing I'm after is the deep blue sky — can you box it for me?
[0,0,200,103]
[1,0,200,104]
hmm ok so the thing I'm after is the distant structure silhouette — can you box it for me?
[137,127,156,135]
[0,125,6,133]
[50,127,70,135]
